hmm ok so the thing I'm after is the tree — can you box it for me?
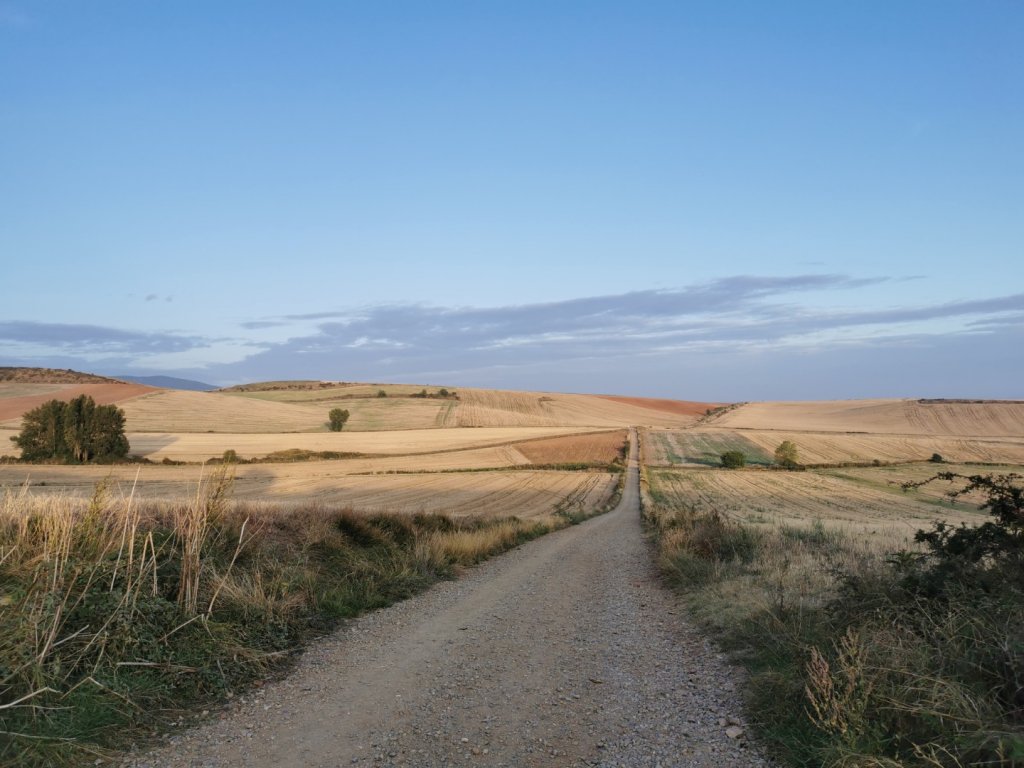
[774,440,799,469]
[328,408,350,431]
[377,389,388,398]
[12,395,128,462]
[720,450,746,469]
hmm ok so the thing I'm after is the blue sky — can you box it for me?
[1,1,1021,399]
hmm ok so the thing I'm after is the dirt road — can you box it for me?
[129,431,773,767]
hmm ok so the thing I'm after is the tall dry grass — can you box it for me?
[642,466,1024,768]
[0,465,616,766]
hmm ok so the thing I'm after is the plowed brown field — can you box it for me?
[0,382,156,423]
[516,430,627,464]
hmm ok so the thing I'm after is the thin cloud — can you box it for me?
[210,276,1019,387]
[0,321,206,354]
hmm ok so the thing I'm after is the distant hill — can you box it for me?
[0,367,121,384]
[115,375,216,392]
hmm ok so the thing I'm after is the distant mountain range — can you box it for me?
[114,375,217,391]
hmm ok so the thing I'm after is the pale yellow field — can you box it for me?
[118,390,329,433]
[454,388,700,428]
[642,426,1024,466]
[712,398,1024,437]
[0,462,616,518]
[648,466,989,544]
[0,382,69,399]
[227,383,452,400]
[125,426,601,461]
[121,389,456,433]
[739,429,1024,465]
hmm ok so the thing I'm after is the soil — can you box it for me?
[0,382,157,422]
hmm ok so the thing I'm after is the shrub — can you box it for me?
[774,440,799,469]
[327,408,350,431]
[930,452,945,463]
[720,450,746,469]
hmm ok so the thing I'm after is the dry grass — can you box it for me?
[515,429,627,464]
[643,464,1024,767]
[0,473,613,765]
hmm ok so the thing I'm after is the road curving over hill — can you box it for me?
[128,429,774,768]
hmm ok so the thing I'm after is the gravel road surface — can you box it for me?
[128,430,774,767]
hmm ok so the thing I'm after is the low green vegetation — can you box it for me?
[642,468,1024,767]
[655,431,773,466]
[0,470,607,766]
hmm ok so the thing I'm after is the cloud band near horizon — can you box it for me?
[2,275,1021,400]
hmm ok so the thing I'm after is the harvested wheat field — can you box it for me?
[0,381,156,424]
[224,382,453,400]
[712,398,1024,437]
[127,389,456,433]
[818,462,1024,507]
[647,467,990,544]
[738,429,1024,465]
[0,462,616,517]
[644,427,1024,466]
[125,426,601,461]
[118,390,330,433]
[454,388,707,428]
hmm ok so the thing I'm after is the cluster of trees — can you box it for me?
[411,388,457,399]
[12,395,129,463]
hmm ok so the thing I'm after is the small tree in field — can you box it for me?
[721,450,746,469]
[328,408,350,431]
[774,440,799,469]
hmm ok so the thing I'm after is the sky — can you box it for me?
[1,1,1021,400]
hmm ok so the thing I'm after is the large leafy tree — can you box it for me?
[12,395,129,462]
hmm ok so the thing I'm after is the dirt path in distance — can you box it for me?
[127,430,774,767]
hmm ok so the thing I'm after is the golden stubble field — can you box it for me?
[646,464,995,546]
